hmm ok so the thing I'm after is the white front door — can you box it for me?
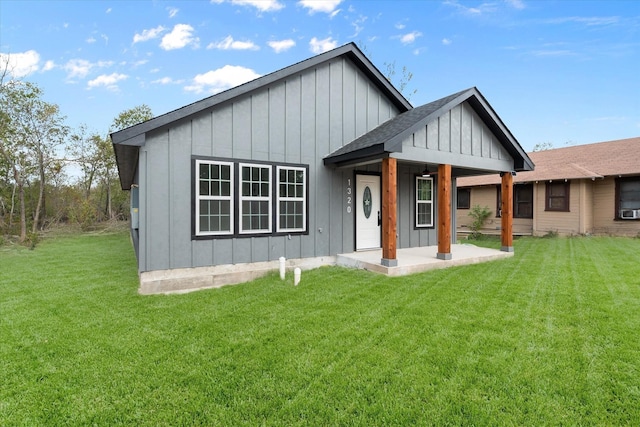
[356,174,381,250]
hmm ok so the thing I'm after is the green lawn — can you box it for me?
[1,232,639,426]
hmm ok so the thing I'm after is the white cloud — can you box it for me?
[168,7,179,18]
[87,36,96,44]
[443,0,498,16]
[106,8,112,13]
[544,16,619,26]
[230,0,284,12]
[207,35,259,50]
[530,49,575,57]
[63,59,112,79]
[185,65,261,94]
[505,0,525,10]
[87,73,128,90]
[395,22,406,30]
[442,38,452,45]
[350,15,367,37]
[160,24,199,50]
[400,31,422,44]
[152,76,183,85]
[309,36,337,54]
[133,25,166,44]
[62,59,92,79]
[298,0,341,14]
[101,34,109,45]
[0,50,40,77]
[43,60,56,71]
[268,39,295,53]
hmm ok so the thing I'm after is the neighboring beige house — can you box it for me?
[456,137,640,237]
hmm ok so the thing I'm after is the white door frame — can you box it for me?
[355,174,381,250]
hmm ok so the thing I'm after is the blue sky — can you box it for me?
[1,0,639,151]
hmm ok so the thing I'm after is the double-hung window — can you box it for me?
[194,157,308,238]
[415,176,434,227]
[277,166,306,232]
[239,163,272,234]
[457,188,470,209]
[196,160,233,235]
[496,183,533,218]
[545,181,570,212]
[616,177,640,219]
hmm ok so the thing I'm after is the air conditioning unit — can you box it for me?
[619,209,640,219]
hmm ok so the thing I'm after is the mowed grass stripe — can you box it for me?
[1,233,639,425]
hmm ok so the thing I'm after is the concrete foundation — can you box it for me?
[139,256,336,295]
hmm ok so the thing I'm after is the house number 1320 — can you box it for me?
[346,178,352,214]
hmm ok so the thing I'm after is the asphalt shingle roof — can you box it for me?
[457,136,640,187]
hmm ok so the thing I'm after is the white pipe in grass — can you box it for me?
[294,267,301,286]
[279,257,286,280]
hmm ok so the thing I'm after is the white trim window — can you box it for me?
[239,163,272,234]
[416,176,434,227]
[196,160,234,236]
[277,166,306,232]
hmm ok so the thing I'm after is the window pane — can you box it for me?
[220,215,230,231]
[242,166,250,181]
[261,167,269,181]
[242,182,250,197]
[200,200,209,214]
[548,198,565,210]
[199,216,210,232]
[221,165,230,180]
[221,181,230,197]
[417,179,432,201]
[417,203,432,226]
[211,164,219,180]
[261,183,269,196]
[199,181,209,196]
[620,180,640,208]
[199,164,209,180]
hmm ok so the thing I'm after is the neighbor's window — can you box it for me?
[495,183,533,218]
[457,188,470,209]
[616,177,640,219]
[239,163,272,233]
[514,184,533,218]
[196,160,234,235]
[545,181,570,212]
[416,176,434,227]
[277,166,306,232]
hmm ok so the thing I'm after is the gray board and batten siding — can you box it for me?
[113,42,534,282]
[135,53,405,273]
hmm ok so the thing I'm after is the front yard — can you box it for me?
[1,232,639,425]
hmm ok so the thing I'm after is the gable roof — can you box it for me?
[112,42,412,189]
[323,87,534,172]
[457,136,640,187]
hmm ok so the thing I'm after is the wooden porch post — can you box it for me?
[381,157,397,267]
[501,172,514,252]
[437,164,452,260]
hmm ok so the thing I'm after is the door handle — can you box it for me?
[377,211,381,226]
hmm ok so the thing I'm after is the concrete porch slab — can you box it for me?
[337,244,513,277]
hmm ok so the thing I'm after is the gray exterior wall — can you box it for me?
[136,57,401,273]
[393,102,515,172]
